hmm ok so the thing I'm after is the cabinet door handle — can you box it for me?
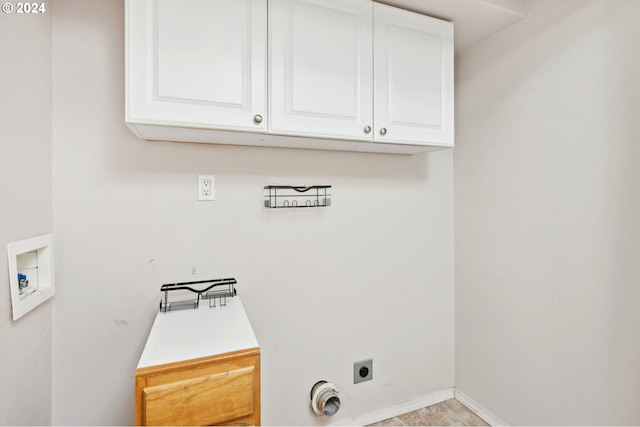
[364,125,372,134]
[380,127,387,136]
[254,114,263,124]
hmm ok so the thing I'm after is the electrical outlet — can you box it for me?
[354,359,373,384]
[198,175,215,201]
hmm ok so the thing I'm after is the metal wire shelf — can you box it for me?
[264,185,332,208]
[159,278,237,312]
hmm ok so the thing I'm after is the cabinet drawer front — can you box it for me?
[143,366,254,426]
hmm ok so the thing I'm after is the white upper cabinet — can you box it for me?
[268,0,454,148]
[374,2,454,147]
[269,0,374,141]
[125,0,453,154]
[126,0,267,134]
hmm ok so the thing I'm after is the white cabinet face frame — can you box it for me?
[7,233,55,321]
[126,0,267,132]
[268,0,374,141]
[374,2,454,146]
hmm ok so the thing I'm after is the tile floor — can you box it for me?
[369,399,489,426]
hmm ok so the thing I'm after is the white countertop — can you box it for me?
[137,296,259,369]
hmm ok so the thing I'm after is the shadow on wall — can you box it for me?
[455,0,625,112]
[112,128,437,181]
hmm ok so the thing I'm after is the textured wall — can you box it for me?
[51,1,455,424]
[455,0,640,424]
[0,6,53,426]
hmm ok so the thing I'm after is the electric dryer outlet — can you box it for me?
[353,359,373,384]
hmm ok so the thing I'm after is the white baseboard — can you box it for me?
[329,387,507,427]
[331,388,455,426]
[454,389,508,426]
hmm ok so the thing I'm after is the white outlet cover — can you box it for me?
[198,175,215,201]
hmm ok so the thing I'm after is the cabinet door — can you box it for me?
[269,0,373,141]
[126,0,267,132]
[374,3,454,146]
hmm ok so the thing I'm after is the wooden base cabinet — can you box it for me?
[135,349,260,426]
[134,298,261,425]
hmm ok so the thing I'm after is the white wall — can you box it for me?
[454,0,640,424]
[0,7,53,426]
[51,1,454,425]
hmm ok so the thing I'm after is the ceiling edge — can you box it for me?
[470,0,528,18]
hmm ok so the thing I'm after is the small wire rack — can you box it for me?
[159,278,237,312]
[264,185,331,208]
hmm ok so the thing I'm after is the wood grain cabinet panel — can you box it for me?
[136,347,260,425]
